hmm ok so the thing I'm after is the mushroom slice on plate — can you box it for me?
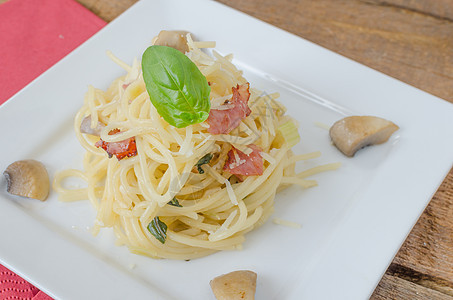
[152,30,190,53]
[3,159,50,201]
[80,115,105,136]
[329,116,399,157]
[210,270,257,300]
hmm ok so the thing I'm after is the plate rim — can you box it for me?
[1,0,453,299]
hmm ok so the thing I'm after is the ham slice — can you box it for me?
[224,144,263,176]
[95,129,137,160]
[207,83,251,134]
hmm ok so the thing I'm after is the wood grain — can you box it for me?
[382,169,453,297]
[363,0,453,21]
[215,0,453,104]
[76,0,137,22]
[372,273,453,300]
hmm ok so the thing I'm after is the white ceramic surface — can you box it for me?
[1,0,453,299]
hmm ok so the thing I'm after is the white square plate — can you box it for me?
[1,0,453,299]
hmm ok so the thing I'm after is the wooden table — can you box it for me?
[5,0,450,298]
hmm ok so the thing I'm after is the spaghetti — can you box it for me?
[53,33,340,260]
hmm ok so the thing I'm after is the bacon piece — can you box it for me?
[224,144,263,176]
[207,83,251,134]
[95,129,137,160]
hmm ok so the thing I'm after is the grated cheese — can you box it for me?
[204,165,227,184]
[193,41,216,48]
[225,179,238,205]
[314,121,331,130]
[260,151,276,164]
[209,209,238,241]
[272,218,302,228]
[211,94,232,107]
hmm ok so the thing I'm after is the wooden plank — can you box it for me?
[362,0,453,20]
[372,273,453,299]
[392,168,453,291]
[76,0,138,22]
[216,0,453,103]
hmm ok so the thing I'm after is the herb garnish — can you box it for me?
[168,197,182,207]
[196,153,213,174]
[141,45,211,128]
[147,216,167,244]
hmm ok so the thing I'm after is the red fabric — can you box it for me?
[0,0,105,298]
[0,265,52,300]
[0,0,106,103]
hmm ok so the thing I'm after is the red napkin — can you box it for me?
[0,265,51,300]
[0,0,105,298]
[0,0,106,104]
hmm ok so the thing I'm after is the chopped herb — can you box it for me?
[196,153,213,174]
[147,217,167,244]
[168,197,182,207]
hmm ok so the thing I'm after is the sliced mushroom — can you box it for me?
[210,270,257,300]
[3,160,50,201]
[152,30,190,53]
[329,115,399,157]
[80,115,105,136]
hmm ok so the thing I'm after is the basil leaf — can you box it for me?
[196,153,213,174]
[168,197,182,207]
[142,45,211,128]
[147,216,167,244]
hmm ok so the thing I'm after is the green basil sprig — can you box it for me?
[142,45,211,128]
[147,216,167,244]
